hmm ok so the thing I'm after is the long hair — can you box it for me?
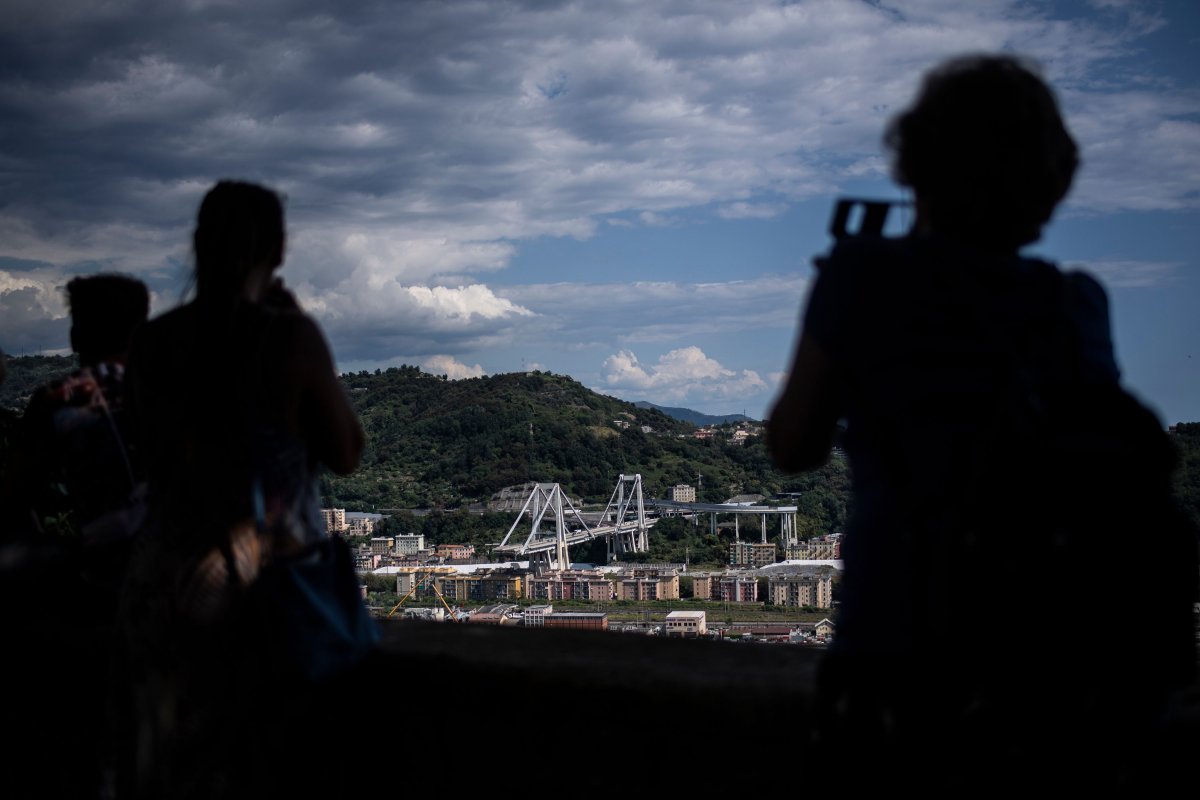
[193,180,285,304]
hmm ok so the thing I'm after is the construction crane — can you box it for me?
[386,567,460,622]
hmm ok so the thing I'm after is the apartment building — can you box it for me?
[321,508,347,534]
[393,534,426,555]
[615,569,680,601]
[784,535,842,561]
[690,571,758,602]
[435,543,476,561]
[528,569,613,601]
[768,572,833,609]
[667,484,696,503]
[392,566,457,596]
[690,572,717,600]
[717,573,759,603]
[728,541,777,568]
[438,570,525,602]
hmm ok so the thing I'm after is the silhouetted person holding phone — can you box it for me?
[768,55,1197,791]
[117,180,365,799]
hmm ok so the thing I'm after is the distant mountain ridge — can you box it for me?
[634,400,754,426]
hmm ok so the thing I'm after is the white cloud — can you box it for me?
[423,354,486,380]
[300,279,536,362]
[1069,259,1183,288]
[717,202,786,220]
[0,0,1196,371]
[1064,93,1200,212]
[0,271,69,354]
[638,211,683,228]
[600,346,768,403]
[499,274,808,345]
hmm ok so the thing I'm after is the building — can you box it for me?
[393,534,425,555]
[369,537,393,555]
[437,569,525,602]
[390,566,457,596]
[614,569,680,601]
[524,604,553,627]
[468,604,520,625]
[435,543,476,561]
[689,571,758,602]
[345,512,386,537]
[729,541,776,568]
[665,610,707,637]
[667,484,696,503]
[768,572,833,609]
[690,572,717,600]
[528,569,613,601]
[401,606,446,623]
[321,508,347,534]
[542,612,609,632]
[717,573,759,603]
[785,534,842,561]
[353,550,380,571]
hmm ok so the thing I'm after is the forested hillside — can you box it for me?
[322,366,847,525]
[5,355,1196,554]
[0,354,76,411]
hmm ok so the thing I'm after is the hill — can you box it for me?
[633,400,753,426]
[0,354,76,411]
[323,367,847,525]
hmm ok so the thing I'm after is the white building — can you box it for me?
[665,610,707,637]
[667,484,696,503]
[393,534,426,555]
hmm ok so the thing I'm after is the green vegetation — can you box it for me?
[0,355,75,411]
[1170,423,1200,530]
[6,354,1197,563]
[321,366,850,523]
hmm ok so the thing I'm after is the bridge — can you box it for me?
[649,498,799,545]
[493,474,799,569]
[494,474,654,568]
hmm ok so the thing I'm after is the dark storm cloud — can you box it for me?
[1,0,1195,361]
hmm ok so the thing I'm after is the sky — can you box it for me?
[1,0,1197,423]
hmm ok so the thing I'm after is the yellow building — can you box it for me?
[768,573,833,609]
[615,569,680,601]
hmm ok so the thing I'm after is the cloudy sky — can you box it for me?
[2,0,1198,423]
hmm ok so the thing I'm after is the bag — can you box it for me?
[938,268,1198,691]
[248,534,380,686]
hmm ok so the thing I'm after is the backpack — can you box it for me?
[926,264,1198,694]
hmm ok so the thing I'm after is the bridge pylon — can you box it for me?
[495,483,592,570]
[602,473,648,561]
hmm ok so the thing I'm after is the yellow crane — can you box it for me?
[386,567,460,622]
